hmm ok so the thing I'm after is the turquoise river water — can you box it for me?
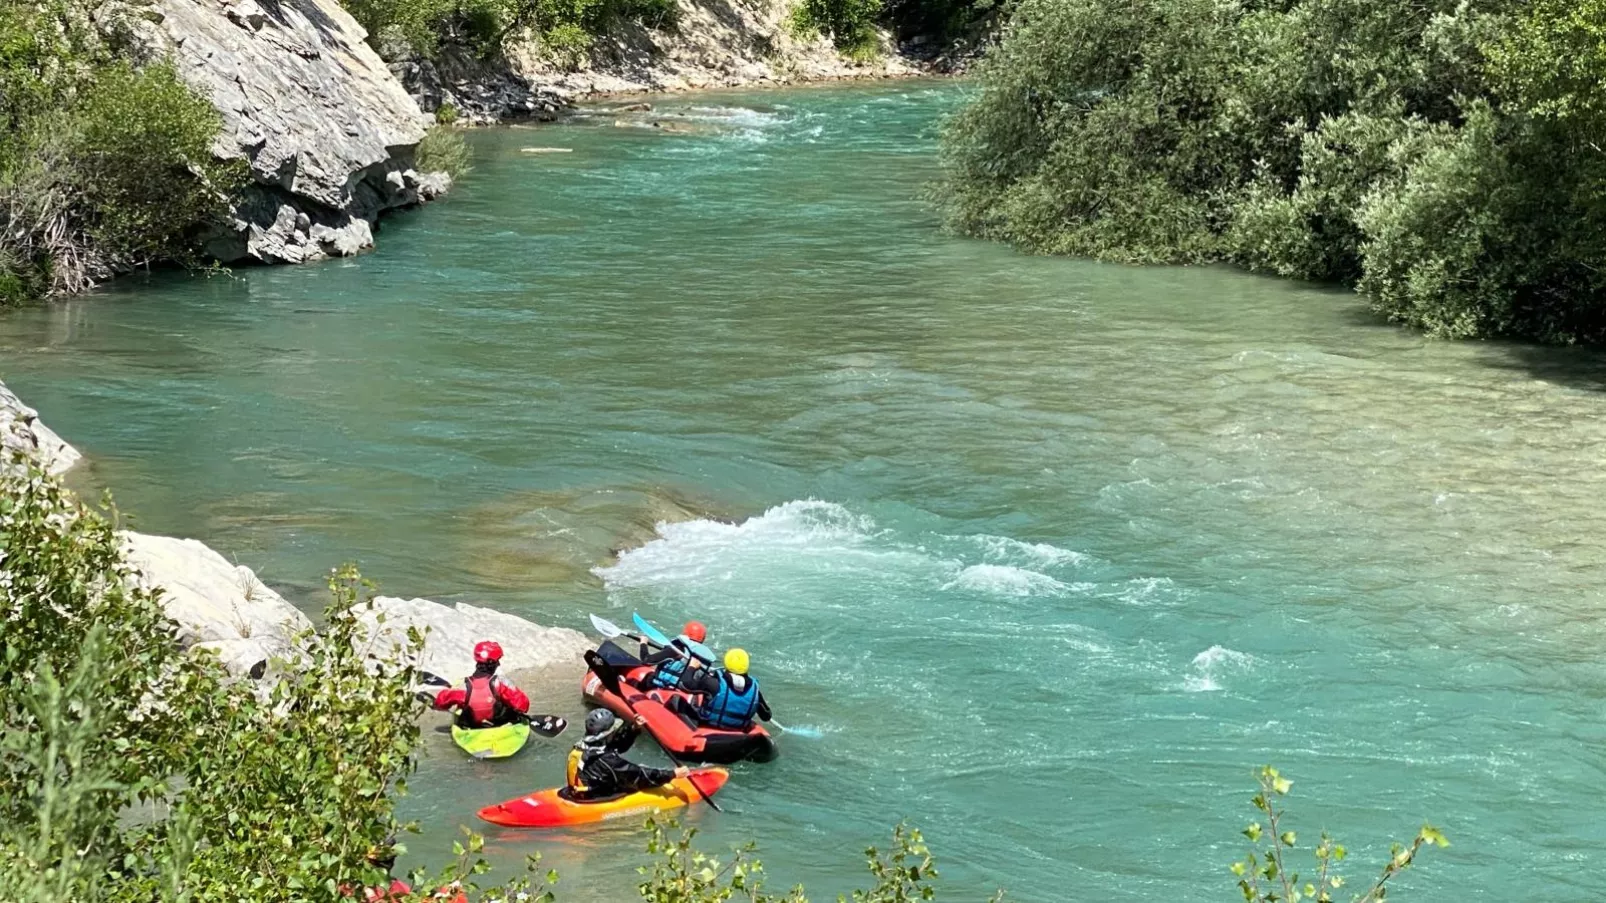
[4,81,1606,901]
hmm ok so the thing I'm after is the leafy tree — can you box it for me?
[936,0,1606,343]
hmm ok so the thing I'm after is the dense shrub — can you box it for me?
[344,0,679,61]
[418,125,472,178]
[790,0,884,55]
[0,0,239,305]
[936,0,1606,343]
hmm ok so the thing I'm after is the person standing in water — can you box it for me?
[430,641,530,728]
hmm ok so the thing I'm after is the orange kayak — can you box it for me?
[476,768,728,828]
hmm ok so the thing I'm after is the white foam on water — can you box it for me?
[595,499,887,588]
[1183,645,1256,692]
[942,563,1067,598]
[967,534,1089,568]
[677,105,784,128]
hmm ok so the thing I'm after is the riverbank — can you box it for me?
[392,17,964,125]
[0,378,590,681]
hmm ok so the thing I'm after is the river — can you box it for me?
[3,80,1606,901]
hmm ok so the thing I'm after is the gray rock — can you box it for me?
[351,596,592,679]
[138,0,450,265]
[119,531,313,676]
[0,379,81,475]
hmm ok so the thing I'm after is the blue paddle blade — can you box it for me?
[632,612,673,647]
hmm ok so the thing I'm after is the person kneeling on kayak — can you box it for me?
[431,641,530,728]
[672,648,771,730]
[565,708,688,800]
[635,620,715,690]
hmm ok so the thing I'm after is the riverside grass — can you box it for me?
[936,0,1606,344]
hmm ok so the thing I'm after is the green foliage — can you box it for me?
[0,457,523,901]
[418,126,473,178]
[790,0,883,55]
[1233,766,1447,903]
[936,0,1606,343]
[0,0,238,304]
[635,819,999,903]
[343,0,678,61]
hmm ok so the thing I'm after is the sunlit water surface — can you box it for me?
[4,81,1606,901]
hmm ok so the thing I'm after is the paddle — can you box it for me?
[602,614,815,739]
[583,650,723,813]
[631,612,715,663]
[589,614,639,644]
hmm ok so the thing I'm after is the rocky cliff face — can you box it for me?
[397,0,916,123]
[141,0,449,264]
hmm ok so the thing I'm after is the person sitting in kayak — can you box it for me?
[430,641,530,728]
[671,648,771,730]
[565,708,688,800]
[634,620,715,690]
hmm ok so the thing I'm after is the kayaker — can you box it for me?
[635,620,715,690]
[565,708,689,800]
[672,648,771,730]
[430,641,531,728]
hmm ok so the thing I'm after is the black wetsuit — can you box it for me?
[571,724,675,800]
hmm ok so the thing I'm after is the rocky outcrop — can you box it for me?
[119,531,313,675]
[139,0,449,264]
[396,1,916,121]
[351,596,592,679]
[0,379,81,475]
[118,532,592,678]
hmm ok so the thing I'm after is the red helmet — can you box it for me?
[682,621,707,643]
[473,640,503,663]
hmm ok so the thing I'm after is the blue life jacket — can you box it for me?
[645,633,716,687]
[649,637,712,689]
[650,655,690,689]
[698,671,759,730]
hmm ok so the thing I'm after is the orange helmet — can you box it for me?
[683,621,707,643]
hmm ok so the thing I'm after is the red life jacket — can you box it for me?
[460,675,508,727]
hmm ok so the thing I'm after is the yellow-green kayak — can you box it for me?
[451,722,531,759]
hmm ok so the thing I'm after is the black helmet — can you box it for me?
[584,708,616,737]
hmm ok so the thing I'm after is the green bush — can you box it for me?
[790,0,883,55]
[343,0,676,60]
[936,0,1606,343]
[418,125,473,178]
[0,0,238,305]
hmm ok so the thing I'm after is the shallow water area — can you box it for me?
[4,80,1606,900]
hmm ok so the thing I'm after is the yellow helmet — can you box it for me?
[724,648,750,675]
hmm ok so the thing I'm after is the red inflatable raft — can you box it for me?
[583,641,777,765]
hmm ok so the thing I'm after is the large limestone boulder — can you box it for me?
[0,379,81,475]
[120,531,312,675]
[140,0,449,264]
[352,596,591,681]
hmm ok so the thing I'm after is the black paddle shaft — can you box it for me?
[583,651,723,813]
